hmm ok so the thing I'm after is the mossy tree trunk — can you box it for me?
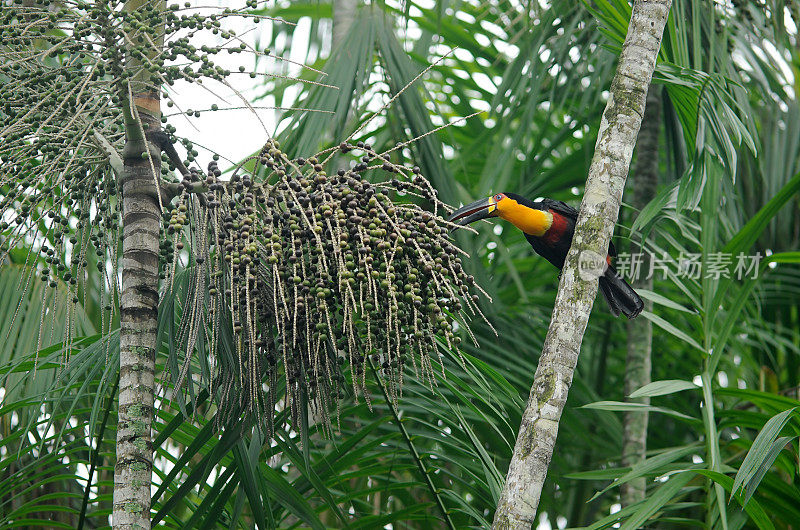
[491,1,672,528]
[113,0,165,528]
[621,83,662,507]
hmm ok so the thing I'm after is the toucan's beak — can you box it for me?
[448,197,498,227]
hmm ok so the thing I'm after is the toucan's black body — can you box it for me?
[450,192,644,319]
[504,195,587,268]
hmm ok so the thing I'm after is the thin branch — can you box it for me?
[162,105,334,117]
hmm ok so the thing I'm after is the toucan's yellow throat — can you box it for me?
[495,197,552,237]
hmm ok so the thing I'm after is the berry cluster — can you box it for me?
[165,139,488,431]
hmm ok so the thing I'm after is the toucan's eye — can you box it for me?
[493,193,503,202]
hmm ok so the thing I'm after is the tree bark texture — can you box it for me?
[114,114,161,530]
[621,84,662,507]
[113,1,164,528]
[491,2,672,528]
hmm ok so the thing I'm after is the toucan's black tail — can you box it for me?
[599,267,644,319]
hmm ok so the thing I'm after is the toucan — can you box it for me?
[449,192,644,319]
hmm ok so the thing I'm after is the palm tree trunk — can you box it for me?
[621,84,662,507]
[113,1,164,527]
[491,2,671,528]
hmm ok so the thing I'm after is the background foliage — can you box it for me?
[1,0,799,528]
